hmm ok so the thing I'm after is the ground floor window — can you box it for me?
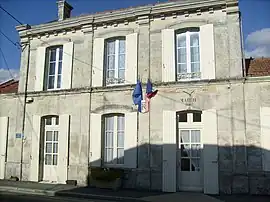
[103,114,125,166]
[179,129,201,171]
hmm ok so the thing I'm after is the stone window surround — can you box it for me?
[92,105,135,169]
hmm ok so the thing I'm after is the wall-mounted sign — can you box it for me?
[180,97,197,106]
[16,133,24,139]
[181,90,197,106]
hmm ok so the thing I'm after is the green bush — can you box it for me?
[91,167,124,182]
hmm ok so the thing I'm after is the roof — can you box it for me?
[0,79,19,94]
[17,0,236,37]
[246,57,270,77]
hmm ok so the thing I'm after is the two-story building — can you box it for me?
[1,0,270,195]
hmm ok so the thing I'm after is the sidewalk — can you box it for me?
[0,179,221,202]
[0,179,269,202]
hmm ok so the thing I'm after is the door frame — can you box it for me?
[42,116,59,182]
[177,111,203,192]
[162,109,219,194]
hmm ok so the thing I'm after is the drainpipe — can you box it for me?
[20,36,31,181]
[148,7,152,191]
[239,11,246,77]
[87,18,95,183]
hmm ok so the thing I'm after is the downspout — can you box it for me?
[148,6,152,191]
[239,11,246,77]
[239,9,250,192]
[87,18,95,183]
[20,36,31,181]
[242,77,249,193]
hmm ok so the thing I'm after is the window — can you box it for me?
[44,116,59,166]
[176,29,200,81]
[105,38,126,86]
[45,46,63,90]
[177,111,202,172]
[180,130,201,171]
[103,114,125,166]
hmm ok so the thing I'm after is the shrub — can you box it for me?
[90,167,124,182]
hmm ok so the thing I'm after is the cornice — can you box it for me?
[16,0,237,38]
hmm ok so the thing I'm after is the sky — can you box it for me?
[0,0,270,83]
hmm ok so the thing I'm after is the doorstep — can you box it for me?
[0,179,74,196]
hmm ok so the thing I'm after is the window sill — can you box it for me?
[103,164,125,169]
[46,88,62,91]
[105,83,129,87]
[177,78,201,82]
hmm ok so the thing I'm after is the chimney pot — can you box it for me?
[57,0,73,21]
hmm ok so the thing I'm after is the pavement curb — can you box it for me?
[55,191,147,202]
[0,186,146,202]
[0,186,55,196]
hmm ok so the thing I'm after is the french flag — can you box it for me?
[145,79,158,112]
[146,79,158,99]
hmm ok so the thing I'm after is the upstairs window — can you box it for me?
[45,46,63,90]
[176,29,200,81]
[104,38,126,86]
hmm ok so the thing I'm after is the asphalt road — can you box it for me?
[0,192,116,202]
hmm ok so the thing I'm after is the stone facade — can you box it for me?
[1,0,270,195]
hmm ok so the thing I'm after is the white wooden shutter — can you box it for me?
[30,115,41,181]
[62,42,74,89]
[124,112,137,168]
[162,29,176,83]
[35,47,46,91]
[125,33,138,84]
[260,107,270,171]
[58,114,70,183]
[203,109,219,194]
[90,113,102,167]
[162,111,176,192]
[0,117,8,179]
[200,24,215,80]
[92,38,104,87]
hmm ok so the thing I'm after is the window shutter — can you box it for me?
[124,112,137,168]
[260,107,270,171]
[35,47,46,91]
[162,29,176,82]
[125,33,138,84]
[90,113,102,167]
[203,109,219,194]
[162,111,176,192]
[92,38,104,87]
[200,24,215,80]
[30,115,41,181]
[58,114,70,183]
[0,117,8,179]
[62,42,74,89]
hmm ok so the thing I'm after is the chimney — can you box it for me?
[57,0,73,21]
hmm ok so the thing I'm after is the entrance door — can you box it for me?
[43,117,59,183]
[177,111,203,191]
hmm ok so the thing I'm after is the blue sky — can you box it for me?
[0,0,270,82]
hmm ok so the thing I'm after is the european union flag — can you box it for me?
[132,80,143,112]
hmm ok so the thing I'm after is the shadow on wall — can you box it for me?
[58,143,270,196]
